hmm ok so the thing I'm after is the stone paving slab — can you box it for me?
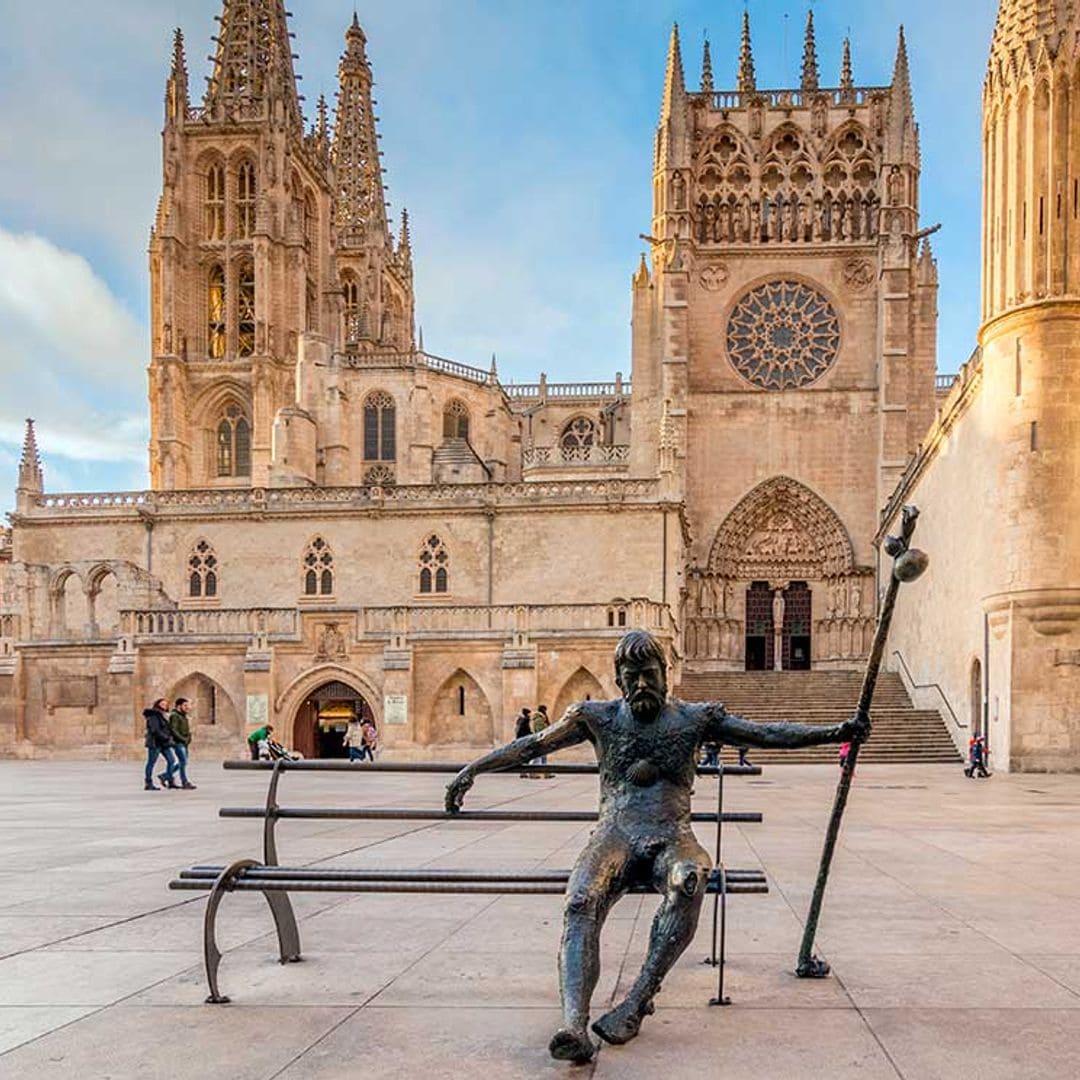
[2,761,1080,1077]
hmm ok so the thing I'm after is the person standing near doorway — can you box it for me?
[343,716,366,761]
[362,717,378,761]
[168,698,197,789]
[144,698,179,790]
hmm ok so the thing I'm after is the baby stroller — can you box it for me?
[259,738,304,762]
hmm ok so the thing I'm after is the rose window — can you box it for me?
[726,280,841,390]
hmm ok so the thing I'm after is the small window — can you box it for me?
[237,261,255,357]
[343,275,362,344]
[205,163,225,241]
[216,405,250,477]
[419,534,450,594]
[236,161,257,238]
[188,540,219,598]
[303,537,334,596]
[458,686,466,716]
[443,399,470,440]
[208,265,226,358]
[364,391,396,462]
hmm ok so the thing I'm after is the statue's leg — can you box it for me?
[549,828,630,1064]
[593,833,710,1046]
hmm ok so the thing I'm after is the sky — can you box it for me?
[0,0,994,511]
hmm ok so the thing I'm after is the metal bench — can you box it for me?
[169,758,768,1005]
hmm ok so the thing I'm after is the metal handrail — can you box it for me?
[890,649,967,731]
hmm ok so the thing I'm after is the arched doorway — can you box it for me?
[293,680,374,759]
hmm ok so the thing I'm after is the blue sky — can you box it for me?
[0,0,994,510]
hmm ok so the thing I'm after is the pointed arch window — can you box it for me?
[208,265,226,358]
[303,537,334,596]
[205,163,226,241]
[303,191,317,251]
[419,534,449,595]
[236,160,257,238]
[306,277,318,333]
[342,274,362,345]
[560,416,598,459]
[237,260,256,357]
[443,399,470,440]
[216,405,251,477]
[364,391,396,462]
[188,540,218,598]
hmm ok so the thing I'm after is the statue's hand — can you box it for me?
[445,768,475,814]
[839,712,871,745]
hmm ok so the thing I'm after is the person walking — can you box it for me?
[343,717,366,761]
[965,733,990,778]
[514,707,533,741]
[168,697,197,789]
[362,718,378,761]
[247,723,274,761]
[144,698,179,790]
[531,705,554,778]
[700,741,720,768]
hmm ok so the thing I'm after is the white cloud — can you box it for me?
[0,226,148,511]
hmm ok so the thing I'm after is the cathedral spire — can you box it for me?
[840,37,854,91]
[332,12,390,249]
[165,28,189,125]
[700,36,714,94]
[18,419,43,496]
[738,10,757,93]
[204,0,302,132]
[660,23,686,122]
[801,10,820,91]
[887,26,920,165]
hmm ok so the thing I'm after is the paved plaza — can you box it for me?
[1,760,1079,1078]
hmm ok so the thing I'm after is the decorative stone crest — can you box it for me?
[316,622,347,660]
[842,258,874,292]
[699,265,730,292]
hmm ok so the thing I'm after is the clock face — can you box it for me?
[726,280,841,390]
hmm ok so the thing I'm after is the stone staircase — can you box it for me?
[676,670,960,764]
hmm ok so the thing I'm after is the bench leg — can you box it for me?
[204,859,257,1004]
[202,859,303,1004]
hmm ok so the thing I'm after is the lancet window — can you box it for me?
[342,274,362,345]
[418,535,449,595]
[364,391,396,462]
[188,540,219,598]
[443,399,470,440]
[303,537,334,596]
[236,160,257,238]
[237,260,256,357]
[205,162,226,241]
[207,265,226,359]
[216,404,251,477]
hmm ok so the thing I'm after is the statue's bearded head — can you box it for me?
[614,630,668,723]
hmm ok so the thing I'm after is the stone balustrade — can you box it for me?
[708,86,886,110]
[522,445,631,470]
[117,601,672,645]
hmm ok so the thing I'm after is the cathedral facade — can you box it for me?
[0,1,1073,771]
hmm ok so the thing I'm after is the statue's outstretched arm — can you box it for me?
[707,705,868,750]
[445,707,590,812]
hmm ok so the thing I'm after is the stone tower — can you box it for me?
[978,1,1080,751]
[631,14,938,671]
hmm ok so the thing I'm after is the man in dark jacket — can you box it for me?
[144,698,179,790]
[168,698,197,789]
[514,707,532,740]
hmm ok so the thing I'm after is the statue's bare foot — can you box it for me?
[591,998,655,1046]
[548,1027,596,1064]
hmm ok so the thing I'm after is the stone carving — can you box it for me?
[446,630,865,1063]
[671,171,686,209]
[44,676,97,711]
[709,476,856,580]
[316,622,347,660]
[842,258,874,292]
[699,265,729,292]
[726,280,841,391]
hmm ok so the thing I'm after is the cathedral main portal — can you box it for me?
[685,478,873,671]
[292,680,374,759]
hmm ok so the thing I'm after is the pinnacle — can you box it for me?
[701,36,714,94]
[18,418,43,493]
[801,10,820,91]
[840,37,854,90]
[738,9,756,93]
[20,419,39,468]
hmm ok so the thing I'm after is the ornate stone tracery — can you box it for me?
[709,476,855,580]
[726,281,841,390]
